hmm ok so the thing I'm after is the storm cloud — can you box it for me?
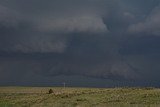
[0,0,160,87]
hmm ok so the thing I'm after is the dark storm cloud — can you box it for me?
[0,0,160,86]
[0,0,112,53]
[128,4,160,35]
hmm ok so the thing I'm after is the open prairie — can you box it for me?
[0,87,160,107]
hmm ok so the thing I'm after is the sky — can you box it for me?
[0,0,160,87]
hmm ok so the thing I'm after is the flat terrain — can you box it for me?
[0,87,160,107]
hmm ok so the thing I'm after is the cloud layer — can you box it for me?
[0,0,160,86]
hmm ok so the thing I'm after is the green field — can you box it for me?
[0,87,160,107]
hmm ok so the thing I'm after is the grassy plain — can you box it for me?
[0,87,160,107]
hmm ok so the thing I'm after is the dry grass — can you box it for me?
[0,87,160,107]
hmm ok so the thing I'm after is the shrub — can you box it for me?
[48,89,53,94]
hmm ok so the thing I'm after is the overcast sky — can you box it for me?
[0,0,160,87]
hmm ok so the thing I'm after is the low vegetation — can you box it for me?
[0,87,160,107]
